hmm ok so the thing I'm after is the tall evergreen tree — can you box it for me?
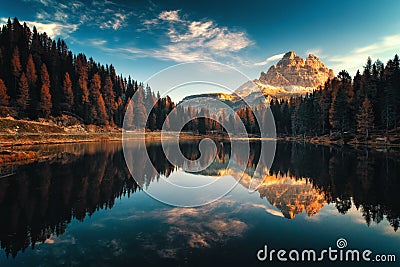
[11,47,22,78]
[353,70,362,105]
[392,54,400,127]
[329,80,348,133]
[132,86,147,129]
[319,84,332,134]
[0,79,9,115]
[17,72,29,113]
[102,75,116,124]
[96,94,108,125]
[89,73,108,125]
[124,98,134,129]
[357,98,374,139]
[10,47,22,99]
[39,63,52,118]
[25,54,37,86]
[144,84,156,111]
[62,72,74,112]
[75,54,89,120]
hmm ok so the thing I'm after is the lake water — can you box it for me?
[0,140,399,266]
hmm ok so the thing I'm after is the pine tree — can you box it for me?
[147,112,157,131]
[102,75,115,123]
[319,84,332,134]
[62,72,74,111]
[353,70,362,103]
[96,94,108,125]
[75,54,89,103]
[17,72,29,112]
[124,98,134,130]
[329,80,348,133]
[144,84,155,111]
[10,47,22,99]
[132,86,147,129]
[89,73,108,125]
[357,97,374,139]
[39,63,52,118]
[73,55,90,122]
[338,70,355,131]
[393,54,400,128]
[0,48,3,79]
[0,79,9,114]
[198,108,208,135]
[11,47,22,78]
[25,54,37,85]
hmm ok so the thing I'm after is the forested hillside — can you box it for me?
[0,17,174,128]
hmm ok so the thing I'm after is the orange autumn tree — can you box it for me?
[25,54,37,86]
[62,72,74,112]
[17,72,29,113]
[39,63,52,118]
[10,47,22,99]
[102,75,116,125]
[0,78,9,115]
[89,73,108,125]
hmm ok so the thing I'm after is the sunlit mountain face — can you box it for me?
[252,173,327,219]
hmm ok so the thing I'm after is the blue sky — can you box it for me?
[1,0,400,93]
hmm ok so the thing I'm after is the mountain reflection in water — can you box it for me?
[0,140,399,260]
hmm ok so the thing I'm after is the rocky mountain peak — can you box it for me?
[283,51,296,60]
[274,51,304,70]
[259,51,334,90]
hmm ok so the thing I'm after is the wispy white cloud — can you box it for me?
[254,53,285,66]
[155,45,212,62]
[54,10,68,22]
[158,10,182,22]
[90,39,107,46]
[136,10,253,63]
[328,34,400,73]
[22,0,134,35]
[143,18,158,25]
[35,11,49,20]
[25,0,52,6]
[100,12,131,30]
[71,1,83,9]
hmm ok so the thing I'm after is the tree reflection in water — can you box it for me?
[0,140,399,258]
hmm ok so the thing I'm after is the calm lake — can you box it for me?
[0,140,399,266]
